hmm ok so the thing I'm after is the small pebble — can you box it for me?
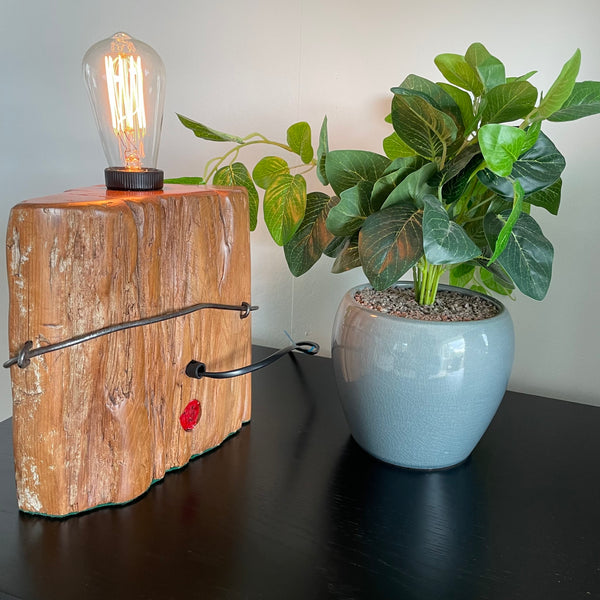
[354,286,500,322]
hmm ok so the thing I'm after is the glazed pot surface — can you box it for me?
[331,283,514,469]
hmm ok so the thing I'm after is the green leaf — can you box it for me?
[548,81,600,122]
[481,81,538,124]
[326,181,375,237]
[422,195,481,265]
[470,284,487,295]
[449,263,475,287]
[284,192,337,276]
[263,174,307,245]
[440,146,483,204]
[332,234,362,273]
[391,94,458,161]
[252,156,289,190]
[536,49,581,119]
[483,211,554,300]
[521,121,542,153]
[381,162,438,209]
[488,179,524,264]
[478,131,565,195]
[325,150,390,196]
[287,122,314,164]
[475,259,515,290]
[213,163,259,230]
[372,156,425,208]
[382,132,418,159]
[525,178,562,215]
[164,176,205,185]
[465,42,506,90]
[323,233,346,258]
[391,75,464,131]
[437,83,475,132]
[507,71,537,83]
[480,268,513,296]
[359,206,423,290]
[479,124,526,177]
[316,116,329,185]
[434,53,484,95]
[177,114,244,143]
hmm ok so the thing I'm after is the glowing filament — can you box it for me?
[104,54,147,169]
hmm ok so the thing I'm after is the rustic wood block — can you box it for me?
[6,184,252,517]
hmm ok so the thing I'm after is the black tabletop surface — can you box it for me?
[0,346,599,600]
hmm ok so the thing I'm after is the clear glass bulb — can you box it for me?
[82,32,166,190]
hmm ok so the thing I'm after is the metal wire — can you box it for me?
[184,341,320,380]
[4,302,258,369]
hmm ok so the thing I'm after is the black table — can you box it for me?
[1,346,599,599]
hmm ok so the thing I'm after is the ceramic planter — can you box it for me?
[331,283,514,470]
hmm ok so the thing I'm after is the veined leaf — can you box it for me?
[481,81,538,124]
[437,83,475,132]
[177,114,244,143]
[484,211,553,300]
[391,94,458,161]
[287,121,314,164]
[359,206,423,290]
[263,174,307,245]
[214,163,259,230]
[434,53,484,95]
[332,234,361,273]
[536,49,581,119]
[548,81,600,122]
[525,178,562,215]
[323,234,346,258]
[317,116,329,185]
[478,131,565,196]
[326,181,375,237]
[479,124,526,177]
[474,258,514,290]
[480,268,513,296]
[441,148,484,205]
[392,75,464,131]
[440,144,482,184]
[383,132,418,159]
[252,156,289,190]
[325,150,390,196]
[381,163,438,209]
[465,42,506,90]
[284,192,336,276]
[422,195,480,265]
[449,263,475,287]
[372,156,425,208]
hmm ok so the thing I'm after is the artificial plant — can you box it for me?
[169,43,600,305]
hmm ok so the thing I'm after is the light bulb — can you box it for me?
[83,32,165,191]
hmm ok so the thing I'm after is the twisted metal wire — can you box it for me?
[4,302,257,369]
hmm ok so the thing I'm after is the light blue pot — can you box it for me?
[331,283,515,470]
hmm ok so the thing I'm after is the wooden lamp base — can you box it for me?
[6,185,252,517]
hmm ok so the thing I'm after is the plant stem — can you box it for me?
[414,257,446,305]
[203,137,318,183]
[204,139,298,182]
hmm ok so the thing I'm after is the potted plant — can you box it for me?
[169,43,600,468]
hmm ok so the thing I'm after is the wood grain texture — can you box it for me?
[6,185,252,516]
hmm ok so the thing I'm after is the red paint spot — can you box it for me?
[180,400,201,431]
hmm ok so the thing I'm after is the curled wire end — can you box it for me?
[294,341,320,356]
[240,302,259,319]
[4,340,34,369]
[185,340,320,380]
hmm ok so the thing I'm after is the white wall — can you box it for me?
[1,0,599,420]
